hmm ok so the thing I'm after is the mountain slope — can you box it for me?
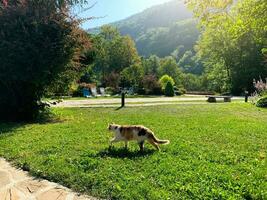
[89,0,199,57]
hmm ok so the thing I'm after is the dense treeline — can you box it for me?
[77,25,206,96]
[188,0,267,94]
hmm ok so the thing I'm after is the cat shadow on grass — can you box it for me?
[97,147,155,159]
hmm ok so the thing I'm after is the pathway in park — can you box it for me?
[0,158,97,200]
[53,96,243,108]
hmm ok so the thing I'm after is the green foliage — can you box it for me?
[175,87,187,96]
[91,26,140,88]
[177,50,203,75]
[189,0,267,94]
[0,0,89,121]
[0,104,266,199]
[120,63,144,90]
[164,81,175,97]
[142,55,161,77]
[159,57,183,86]
[159,75,175,90]
[142,75,162,95]
[134,19,199,57]
[256,95,267,108]
[182,73,206,91]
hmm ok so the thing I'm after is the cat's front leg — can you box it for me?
[110,137,120,147]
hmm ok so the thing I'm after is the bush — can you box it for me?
[142,75,163,95]
[105,87,119,95]
[174,87,186,96]
[165,81,175,97]
[159,75,175,90]
[0,1,89,121]
[256,96,267,108]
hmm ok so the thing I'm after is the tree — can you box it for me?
[159,75,175,90]
[165,81,175,97]
[0,0,90,121]
[91,26,140,88]
[159,57,183,86]
[142,75,162,95]
[188,0,267,94]
[178,50,203,75]
[142,55,161,77]
[120,63,144,91]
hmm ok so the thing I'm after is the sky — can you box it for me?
[78,0,172,29]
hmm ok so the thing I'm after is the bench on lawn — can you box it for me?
[206,95,232,103]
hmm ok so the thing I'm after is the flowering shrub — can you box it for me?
[253,78,267,94]
[252,78,267,107]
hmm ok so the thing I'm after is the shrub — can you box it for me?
[142,75,162,95]
[104,72,120,89]
[253,78,267,94]
[0,0,89,121]
[174,87,186,96]
[159,75,175,90]
[251,78,267,105]
[256,95,267,108]
[165,81,175,97]
[105,87,119,95]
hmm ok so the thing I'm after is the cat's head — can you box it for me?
[107,123,120,131]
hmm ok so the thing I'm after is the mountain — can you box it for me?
[89,0,200,58]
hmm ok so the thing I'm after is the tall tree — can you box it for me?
[142,55,161,77]
[91,25,140,88]
[187,0,267,94]
[0,0,90,121]
[159,57,183,86]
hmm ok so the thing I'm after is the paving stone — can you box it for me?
[0,188,23,200]
[8,169,27,182]
[36,188,68,200]
[0,158,97,200]
[0,159,11,170]
[0,171,11,188]
[15,179,50,195]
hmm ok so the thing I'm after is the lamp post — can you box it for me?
[121,90,125,107]
[245,91,249,103]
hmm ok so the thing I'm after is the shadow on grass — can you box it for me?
[0,111,64,135]
[97,147,155,159]
[0,122,25,135]
[115,106,124,111]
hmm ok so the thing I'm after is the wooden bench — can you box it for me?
[206,95,232,103]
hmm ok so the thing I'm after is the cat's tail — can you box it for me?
[155,139,170,145]
[149,133,170,145]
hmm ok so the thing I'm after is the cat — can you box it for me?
[107,123,170,151]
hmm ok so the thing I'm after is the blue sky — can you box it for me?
[78,0,172,29]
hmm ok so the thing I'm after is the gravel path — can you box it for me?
[53,96,243,108]
[0,158,97,200]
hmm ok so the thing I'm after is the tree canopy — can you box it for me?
[0,0,90,121]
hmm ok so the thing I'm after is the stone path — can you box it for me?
[0,158,97,200]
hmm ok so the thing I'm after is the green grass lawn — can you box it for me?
[0,103,266,199]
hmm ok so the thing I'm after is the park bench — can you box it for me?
[206,95,232,103]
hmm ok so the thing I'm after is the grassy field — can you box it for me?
[0,103,266,199]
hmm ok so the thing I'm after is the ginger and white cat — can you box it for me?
[107,123,169,151]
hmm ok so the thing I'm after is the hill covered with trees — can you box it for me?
[89,0,199,58]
